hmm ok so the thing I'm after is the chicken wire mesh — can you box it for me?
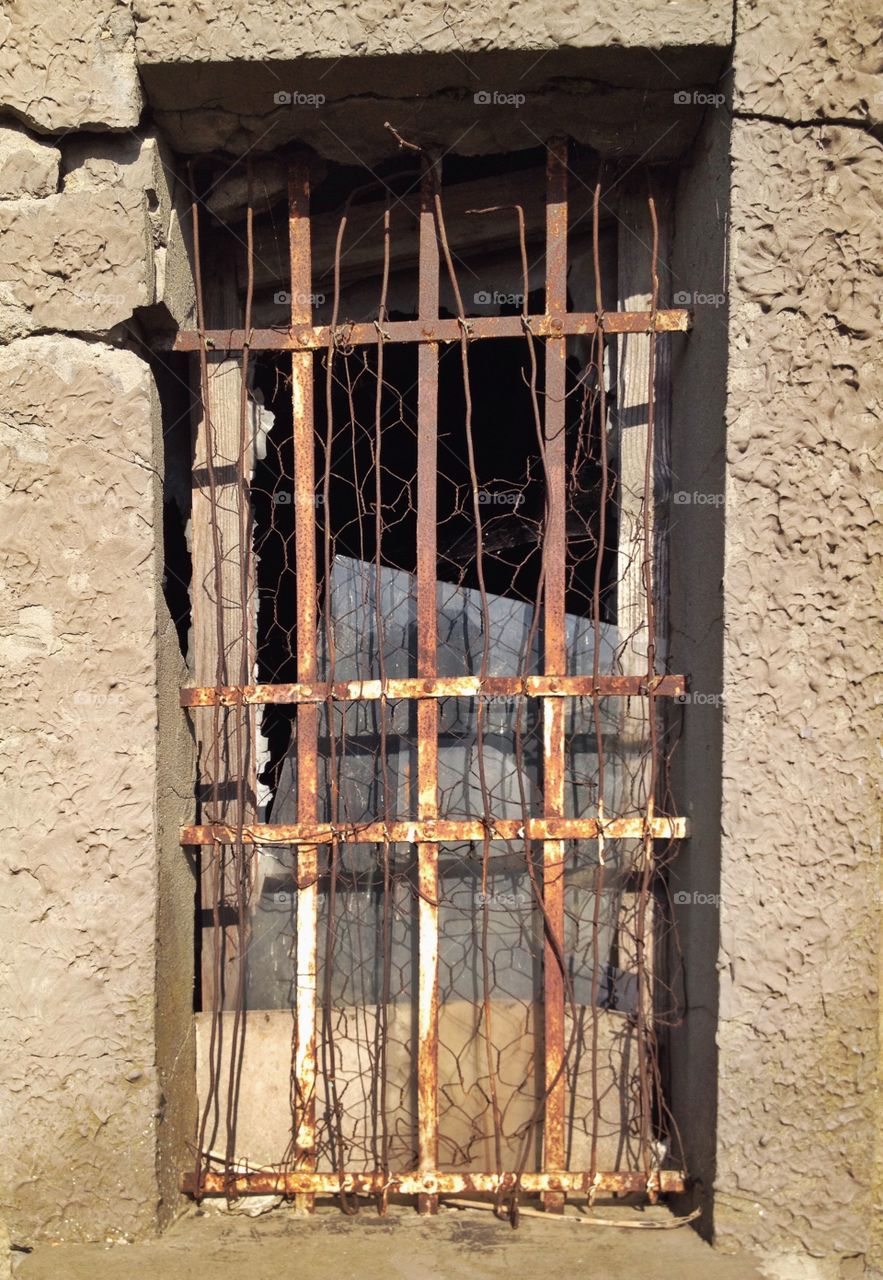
[181,140,688,1216]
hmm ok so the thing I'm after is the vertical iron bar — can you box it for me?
[542,141,568,1213]
[289,158,319,1212]
[637,193,661,1193]
[416,156,440,1215]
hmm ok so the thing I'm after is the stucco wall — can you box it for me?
[0,116,196,1245]
[0,337,165,1240]
[716,118,882,1277]
[714,7,882,1275]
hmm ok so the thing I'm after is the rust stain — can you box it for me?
[541,138,569,1214]
[183,1169,687,1197]
[289,156,319,1209]
[180,673,687,706]
[181,816,688,845]
[170,310,691,353]
[416,158,441,1216]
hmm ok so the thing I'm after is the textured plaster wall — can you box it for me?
[716,4,883,1272]
[716,118,883,1277]
[0,0,142,133]
[132,0,732,64]
[130,0,732,163]
[0,337,164,1240]
[734,0,881,124]
[0,98,197,1243]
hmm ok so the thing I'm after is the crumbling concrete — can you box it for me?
[132,0,734,64]
[0,123,59,200]
[0,132,194,343]
[0,336,165,1241]
[131,0,733,162]
[0,0,142,134]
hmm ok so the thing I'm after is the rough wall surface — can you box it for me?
[0,0,142,133]
[130,0,732,161]
[734,0,882,123]
[0,132,194,343]
[0,123,59,200]
[0,337,162,1240]
[718,119,883,1276]
[0,188,153,341]
[132,0,732,64]
[0,123,196,1246]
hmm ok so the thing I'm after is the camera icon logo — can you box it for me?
[474,90,492,105]
[673,290,692,306]
[673,491,691,505]
[474,290,491,304]
[673,891,690,905]
[274,492,292,505]
[274,91,292,105]
[673,91,692,105]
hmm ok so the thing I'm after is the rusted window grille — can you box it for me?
[177,139,690,1216]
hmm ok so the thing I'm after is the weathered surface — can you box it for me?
[0,188,152,341]
[133,0,733,64]
[0,0,142,133]
[717,121,883,1275]
[132,0,732,160]
[734,0,882,123]
[16,1203,765,1280]
[0,132,194,343]
[0,123,59,200]
[0,336,162,1241]
[62,132,196,331]
[146,83,713,164]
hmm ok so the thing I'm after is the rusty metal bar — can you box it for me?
[170,310,691,352]
[541,140,569,1214]
[182,816,688,845]
[416,158,441,1216]
[289,158,319,1211]
[180,673,686,707]
[183,1169,687,1197]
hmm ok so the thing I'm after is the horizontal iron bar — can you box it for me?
[183,1169,686,1196]
[181,816,687,846]
[170,310,691,353]
[180,674,686,707]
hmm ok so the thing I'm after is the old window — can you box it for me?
[177,139,690,1213]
